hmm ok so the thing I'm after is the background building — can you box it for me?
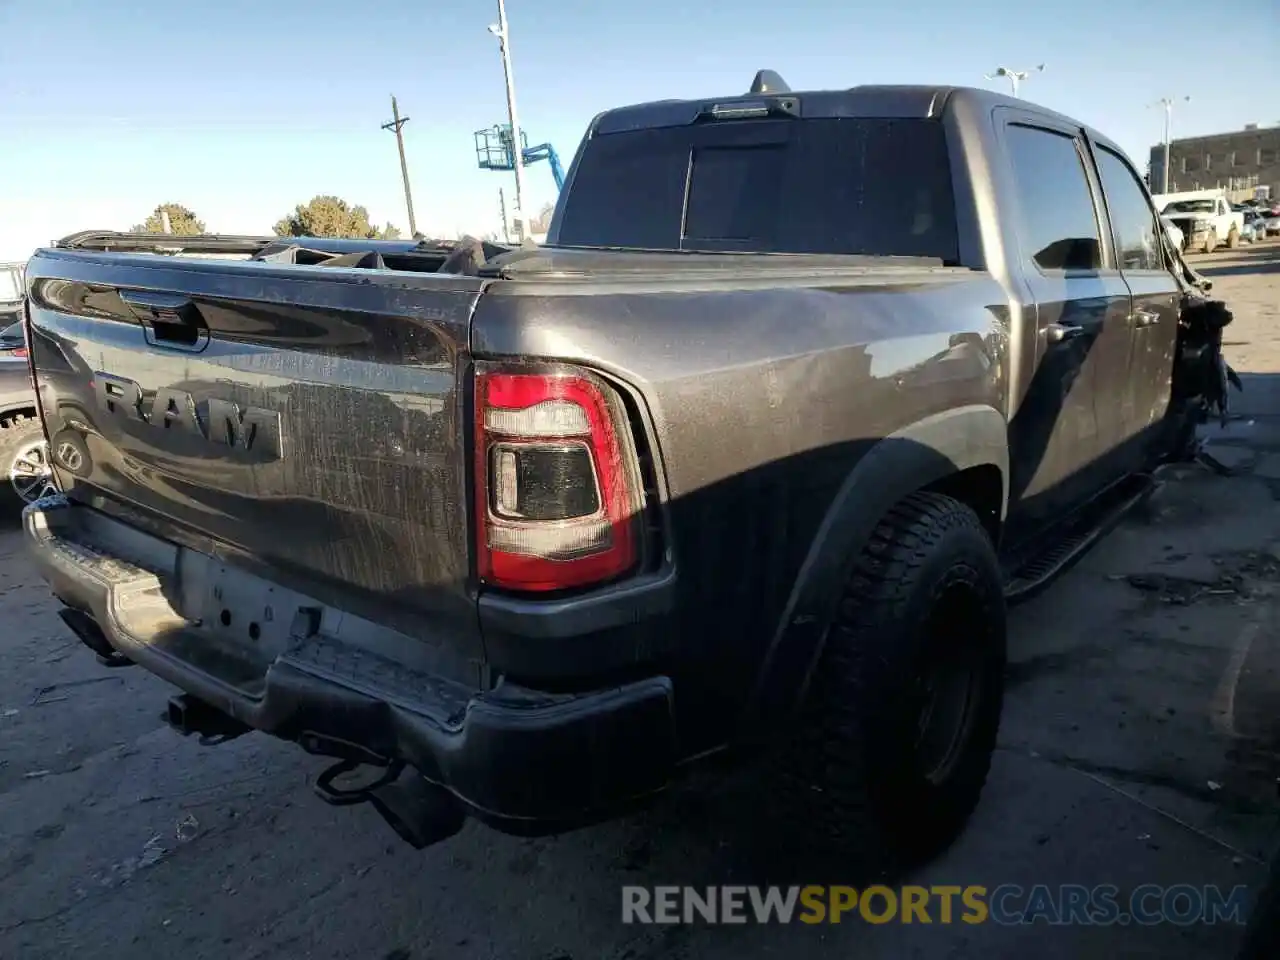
[1149,123,1280,199]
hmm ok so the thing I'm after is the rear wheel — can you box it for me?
[772,492,1006,871]
[1,414,56,508]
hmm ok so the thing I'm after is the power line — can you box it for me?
[488,0,528,240]
[1150,96,1191,195]
[381,95,419,237]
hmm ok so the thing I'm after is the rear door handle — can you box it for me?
[1131,308,1162,328]
[1045,322,1085,343]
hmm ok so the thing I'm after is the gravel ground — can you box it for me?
[2,242,1279,959]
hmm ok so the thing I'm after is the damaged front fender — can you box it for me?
[1175,295,1243,428]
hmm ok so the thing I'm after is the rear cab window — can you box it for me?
[554,114,960,263]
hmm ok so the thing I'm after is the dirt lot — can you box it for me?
[2,242,1279,959]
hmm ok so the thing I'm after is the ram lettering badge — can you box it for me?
[92,372,284,460]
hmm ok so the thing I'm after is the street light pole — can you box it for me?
[489,0,528,240]
[1152,96,1191,195]
[381,95,418,237]
[984,63,1045,98]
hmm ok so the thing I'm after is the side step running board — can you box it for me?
[1003,474,1156,605]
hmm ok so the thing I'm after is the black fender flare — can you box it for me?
[740,404,1008,737]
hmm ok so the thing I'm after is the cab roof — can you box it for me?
[589,79,1105,149]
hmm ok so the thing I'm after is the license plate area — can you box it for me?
[178,554,322,661]
[197,565,290,657]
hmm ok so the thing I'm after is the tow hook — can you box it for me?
[313,759,466,850]
[165,693,252,745]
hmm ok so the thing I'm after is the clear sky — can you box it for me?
[1,0,1276,261]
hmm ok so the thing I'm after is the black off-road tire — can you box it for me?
[771,491,1006,874]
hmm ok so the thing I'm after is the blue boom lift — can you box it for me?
[474,125,564,192]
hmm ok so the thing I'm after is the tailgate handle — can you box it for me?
[118,289,209,351]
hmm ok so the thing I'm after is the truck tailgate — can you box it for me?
[23,250,483,630]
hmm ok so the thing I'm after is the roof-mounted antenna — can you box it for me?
[749,70,790,94]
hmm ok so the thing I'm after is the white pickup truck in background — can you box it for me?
[1154,189,1245,253]
[1161,216,1185,252]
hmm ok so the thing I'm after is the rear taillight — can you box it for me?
[13,347,27,358]
[474,366,641,592]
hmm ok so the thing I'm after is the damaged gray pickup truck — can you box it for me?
[19,74,1239,869]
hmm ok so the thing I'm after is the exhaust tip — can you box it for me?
[313,759,465,850]
[368,775,467,850]
[58,607,131,667]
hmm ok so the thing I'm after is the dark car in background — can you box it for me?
[0,262,26,359]
[0,321,25,358]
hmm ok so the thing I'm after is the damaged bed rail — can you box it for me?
[51,229,511,257]
[47,230,520,274]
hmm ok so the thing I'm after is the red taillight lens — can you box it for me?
[12,347,27,358]
[474,367,640,592]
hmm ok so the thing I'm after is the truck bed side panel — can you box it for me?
[472,270,1007,739]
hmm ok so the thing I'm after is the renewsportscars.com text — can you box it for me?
[621,884,1252,926]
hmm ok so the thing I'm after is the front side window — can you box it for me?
[1004,124,1102,271]
[1095,147,1163,271]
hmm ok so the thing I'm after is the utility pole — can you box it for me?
[1152,96,1191,195]
[381,95,418,237]
[498,188,510,243]
[984,63,1045,98]
[488,0,528,240]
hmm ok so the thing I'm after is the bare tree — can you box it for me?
[529,202,556,235]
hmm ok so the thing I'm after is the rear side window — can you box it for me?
[555,118,959,262]
[1093,146,1164,271]
[1004,124,1102,271]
